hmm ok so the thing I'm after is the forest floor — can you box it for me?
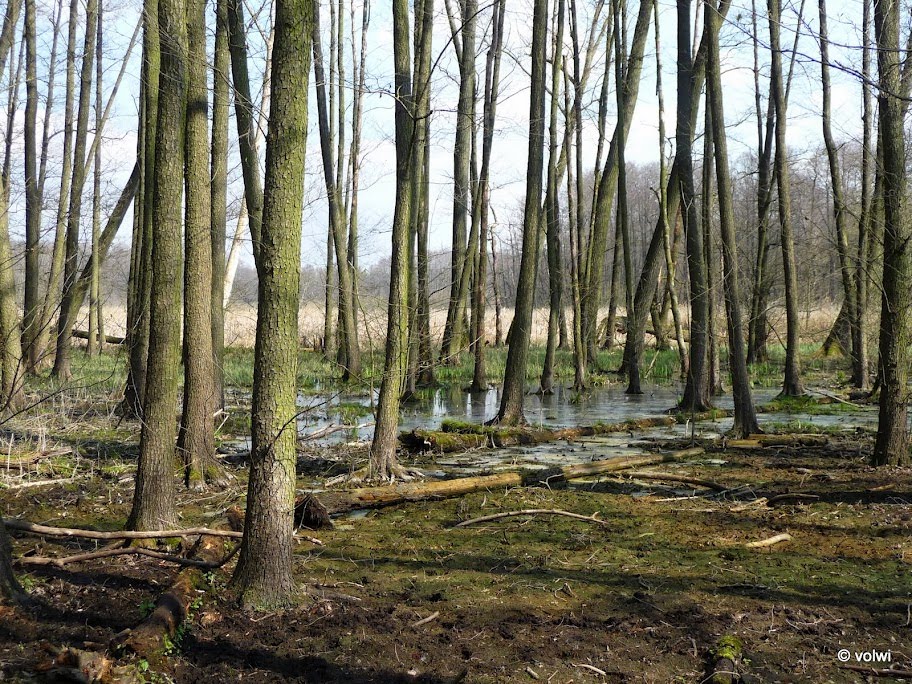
[1,347,911,682]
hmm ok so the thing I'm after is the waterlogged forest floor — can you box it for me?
[1,347,911,682]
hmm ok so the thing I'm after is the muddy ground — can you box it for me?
[1,421,910,683]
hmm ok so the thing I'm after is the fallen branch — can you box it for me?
[4,518,322,546]
[452,509,609,529]
[410,611,440,628]
[298,422,374,443]
[766,493,820,506]
[0,449,71,469]
[4,519,243,540]
[16,544,238,569]
[745,533,792,549]
[71,329,126,345]
[617,471,728,492]
[839,664,912,679]
[2,477,79,490]
[315,447,705,515]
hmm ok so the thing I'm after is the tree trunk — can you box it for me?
[539,0,565,396]
[439,0,477,364]
[493,0,548,425]
[677,0,711,412]
[22,0,41,366]
[369,0,414,478]
[768,0,803,397]
[0,519,23,604]
[53,0,98,381]
[127,0,186,532]
[226,0,264,263]
[872,0,910,467]
[211,0,229,413]
[706,0,758,437]
[178,0,221,490]
[122,2,159,418]
[312,0,360,381]
[231,0,312,607]
[87,3,103,357]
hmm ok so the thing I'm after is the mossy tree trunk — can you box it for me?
[122,1,158,418]
[226,0,263,264]
[872,0,911,467]
[32,0,75,373]
[438,0,476,365]
[0,8,25,414]
[370,0,414,477]
[178,0,222,490]
[127,0,186,532]
[705,0,758,437]
[768,0,803,397]
[469,0,505,394]
[231,0,312,607]
[312,0,360,381]
[22,0,41,367]
[493,0,548,425]
[210,0,229,413]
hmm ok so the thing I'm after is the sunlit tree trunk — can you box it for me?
[706,0,758,436]
[872,0,910,466]
[231,0,312,607]
[179,0,222,489]
[493,0,548,425]
[768,0,803,397]
[211,0,230,412]
[369,0,415,477]
[22,0,40,364]
[127,0,186,531]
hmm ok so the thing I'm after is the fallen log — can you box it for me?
[708,636,742,684]
[71,329,126,345]
[112,534,224,659]
[312,447,705,515]
[3,519,244,541]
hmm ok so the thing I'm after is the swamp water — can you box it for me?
[279,383,878,476]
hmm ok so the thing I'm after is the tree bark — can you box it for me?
[677,0,711,412]
[127,0,186,532]
[706,0,758,437]
[768,0,803,397]
[369,0,414,477]
[211,0,229,413]
[872,0,910,466]
[493,0,548,425]
[231,0,312,608]
[179,0,221,490]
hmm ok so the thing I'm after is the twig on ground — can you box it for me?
[3,518,321,545]
[619,471,728,491]
[745,533,792,549]
[410,611,440,628]
[839,665,912,679]
[451,509,609,529]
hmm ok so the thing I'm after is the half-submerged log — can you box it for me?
[311,447,705,515]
